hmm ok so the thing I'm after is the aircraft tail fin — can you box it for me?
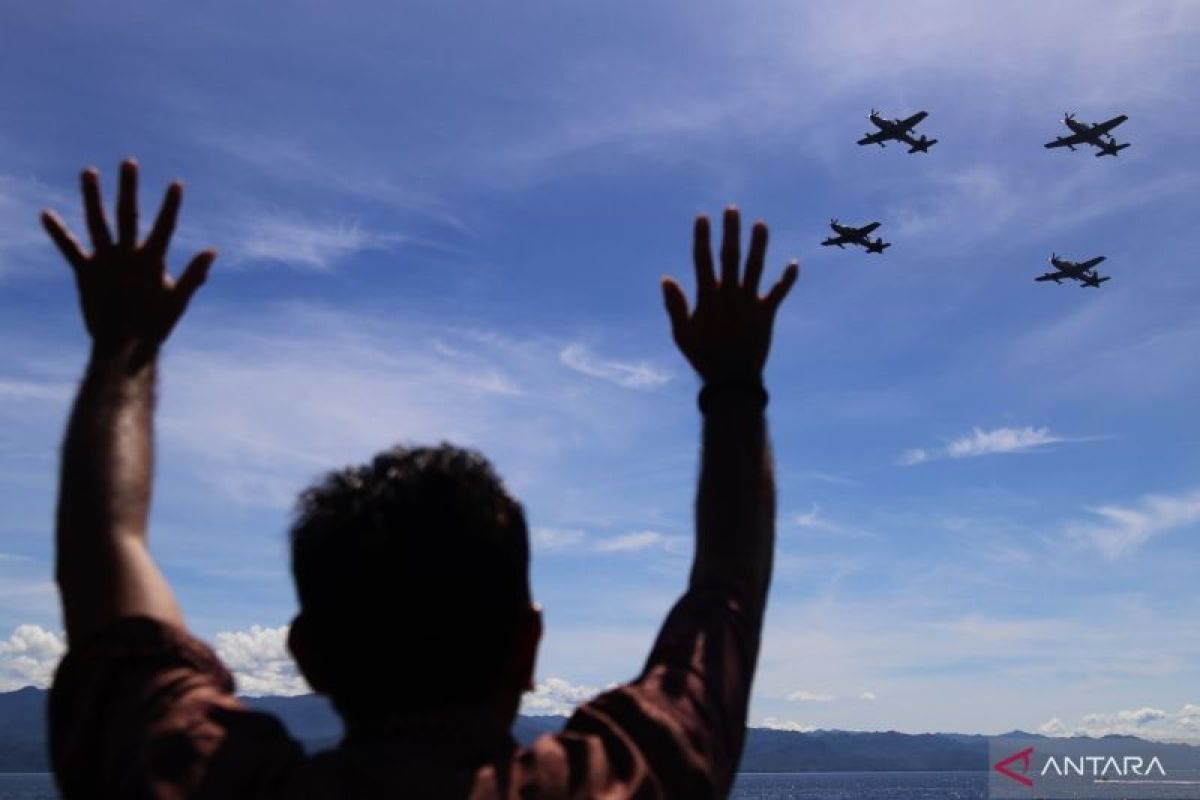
[1096,142,1130,157]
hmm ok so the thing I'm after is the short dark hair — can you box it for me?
[290,444,531,719]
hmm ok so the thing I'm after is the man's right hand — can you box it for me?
[661,207,798,385]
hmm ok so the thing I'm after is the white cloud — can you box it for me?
[531,527,587,552]
[1070,487,1200,559]
[901,426,1069,465]
[225,213,400,271]
[195,130,469,233]
[859,691,877,701]
[788,689,835,703]
[797,471,861,487]
[790,504,858,536]
[559,344,670,390]
[888,165,1195,255]
[212,624,310,697]
[948,427,1063,458]
[531,527,685,557]
[0,379,71,403]
[0,173,74,277]
[0,624,65,691]
[760,717,815,732]
[521,676,611,716]
[899,448,931,467]
[782,1,1200,110]
[143,305,662,510]
[792,505,827,530]
[592,530,668,554]
[1039,704,1200,741]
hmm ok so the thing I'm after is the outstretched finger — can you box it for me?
[175,250,216,307]
[744,221,768,295]
[41,211,87,271]
[692,215,716,295]
[720,207,740,288]
[765,261,800,313]
[117,159,139,250]
[145,182,182,259]
[661,276,689,334]
[81,169,112,252]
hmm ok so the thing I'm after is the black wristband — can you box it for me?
[698,381,769,414]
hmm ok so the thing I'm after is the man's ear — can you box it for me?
[515,603,543,693]
[287,613,332,695]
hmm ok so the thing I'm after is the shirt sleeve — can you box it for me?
[519,583,762,799]
[48,616,303,800]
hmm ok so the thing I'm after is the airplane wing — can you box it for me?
[857,131,888,145]
[899,111,928,130]
[856,221,881,235]
[1093,114,1128,134]
[1044,132,1087,148]
[1080,256,1106,270]
[1036,272,1066,282]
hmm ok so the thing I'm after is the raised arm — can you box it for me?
[43,160,215,645]
[505,210,798,797]
[662,208,797,608]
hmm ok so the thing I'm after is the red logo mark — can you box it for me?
[994,747,1035,787]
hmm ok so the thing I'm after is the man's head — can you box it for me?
[287,444,540,727]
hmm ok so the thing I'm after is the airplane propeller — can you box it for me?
[1064,111,1075,122]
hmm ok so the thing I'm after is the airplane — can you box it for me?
[857,109,938,153]
[1044,112,1130,157]
[1035,253,1111,287]
[822,219,891,253]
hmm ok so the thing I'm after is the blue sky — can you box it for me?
[1,0,1199,738]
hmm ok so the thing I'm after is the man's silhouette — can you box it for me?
[43,159,798,798]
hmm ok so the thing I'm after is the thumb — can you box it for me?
[661,277,689,334]
[176,250,216,305]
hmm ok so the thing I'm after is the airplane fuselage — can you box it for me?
[1064,119,1111,146]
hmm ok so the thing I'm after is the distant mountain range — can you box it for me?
[0,686,1183,774]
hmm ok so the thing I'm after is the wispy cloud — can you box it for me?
[559,344,670,390]
[901,426,1070,466]
[1069,487,1200,559]
[195,130,471,233]
[593,530,672,554]
[0,173,73,277]
[788,689,836,703]
[531,527,686,557]
[797,471,862,488]
[890,165,1196,254]
[137,304,665,510]
[790,504,859,536]
[531,527,587,552]
[222,213,401,271]
[0,379,71,403]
